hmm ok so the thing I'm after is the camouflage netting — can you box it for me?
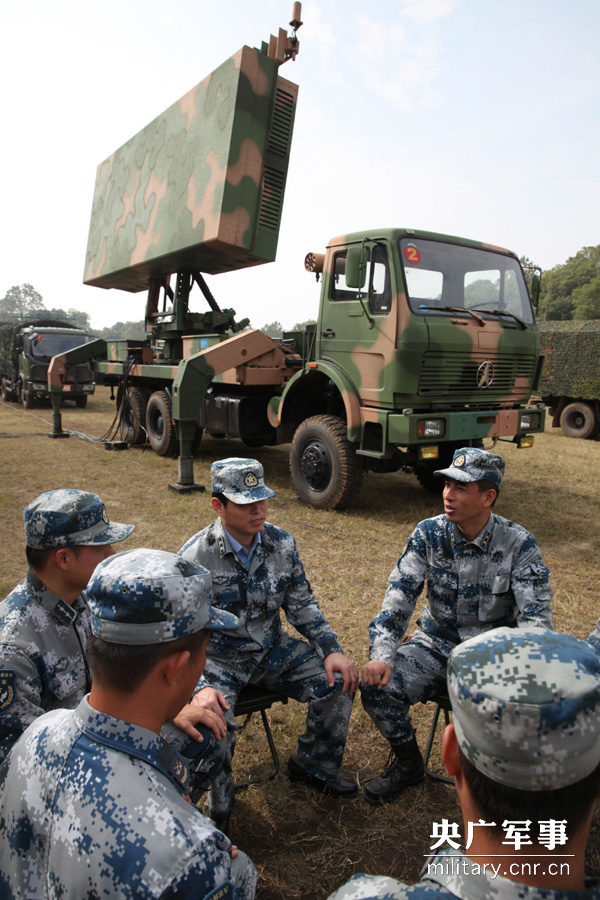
[538,320,600,399]
[0,324,18,379]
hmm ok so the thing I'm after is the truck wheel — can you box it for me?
[290,414,363,510]
[1,377,15,402]
[146,390,177,456]
[559,402,598,439]
[22,389,33,409]
[75,395,88,409]
[120,386,148,445]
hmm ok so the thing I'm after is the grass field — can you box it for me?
[1,388,599,898]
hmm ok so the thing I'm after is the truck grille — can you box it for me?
[418,351,537,402]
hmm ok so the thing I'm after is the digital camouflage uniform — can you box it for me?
[179,459,353,821]
[0,548,256,900]
[588,618,600,656]
[361,448,552,751]
[0,489,133,764]
[0,699,255,900]
[330,628,600,900]
[361,511,553,746]
[0,571,90,764]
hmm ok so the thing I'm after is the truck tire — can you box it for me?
[21,389,33,409]
[290,414,363,510]
[120,386,148,445]
[75,395,88,409]
[560,402,598,439]
[1,377,15,402]
[146,390,177,456]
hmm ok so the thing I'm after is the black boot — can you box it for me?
[364,736,424,804]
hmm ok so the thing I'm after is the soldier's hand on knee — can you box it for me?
[190,686,230,722]
[172,703,228,741]
[360,660,392,689]
[324,652,359,695]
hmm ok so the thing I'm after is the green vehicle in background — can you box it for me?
[48,5,545,508]
[0,320,95,408]
[538,320,600,439]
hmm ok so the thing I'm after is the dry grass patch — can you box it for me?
[2,393,600,897]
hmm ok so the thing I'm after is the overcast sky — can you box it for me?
[1,0,598,331]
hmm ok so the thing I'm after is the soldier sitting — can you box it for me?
[329,626,600,900]
[0,548,257,900]
[360,447,553,803]
[179,457,359,832]
[0,488,134,763]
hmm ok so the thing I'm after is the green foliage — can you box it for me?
[97,321,145,340]
[43,307,92,330]
[260,320,283,338]
[540,245,600,320]
[290,318,317,331]
[0,284,44,319]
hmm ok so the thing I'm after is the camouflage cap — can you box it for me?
[87,548,239,645]
[24,489,134,549]
[211,457,276,504]
[448,626,600,790]
[434,447,505,487]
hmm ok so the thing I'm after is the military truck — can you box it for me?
[0,320,95,408]
[48,6,546,508]
[538,320,600,439]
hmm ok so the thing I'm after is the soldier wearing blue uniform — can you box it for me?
[329,627,600,900]
[179,457,359,830]
[0,489,134,763]
[361,447,553,803]
[0,547,257,900]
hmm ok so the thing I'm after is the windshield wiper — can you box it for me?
[418,305,486,327]
[470,308,527,330]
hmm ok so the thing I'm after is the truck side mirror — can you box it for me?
[15,335,23,351]
[345,246,367,289]
[530,269,541,310]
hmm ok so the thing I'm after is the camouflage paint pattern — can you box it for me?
[538,320,600,401]
[84,46,298,291]
[279,227,545,448]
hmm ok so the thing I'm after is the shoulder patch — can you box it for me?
[0,670,17,713]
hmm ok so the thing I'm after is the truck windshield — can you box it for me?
[399,237,534,326]
[28,332,94,360]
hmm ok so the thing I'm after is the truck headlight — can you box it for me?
[417,419,446,438]
[520,413,539,431]
[32,382,47,391]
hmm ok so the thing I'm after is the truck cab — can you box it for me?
[277,228,545,507]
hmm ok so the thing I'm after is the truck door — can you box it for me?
[317,244,397,407]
